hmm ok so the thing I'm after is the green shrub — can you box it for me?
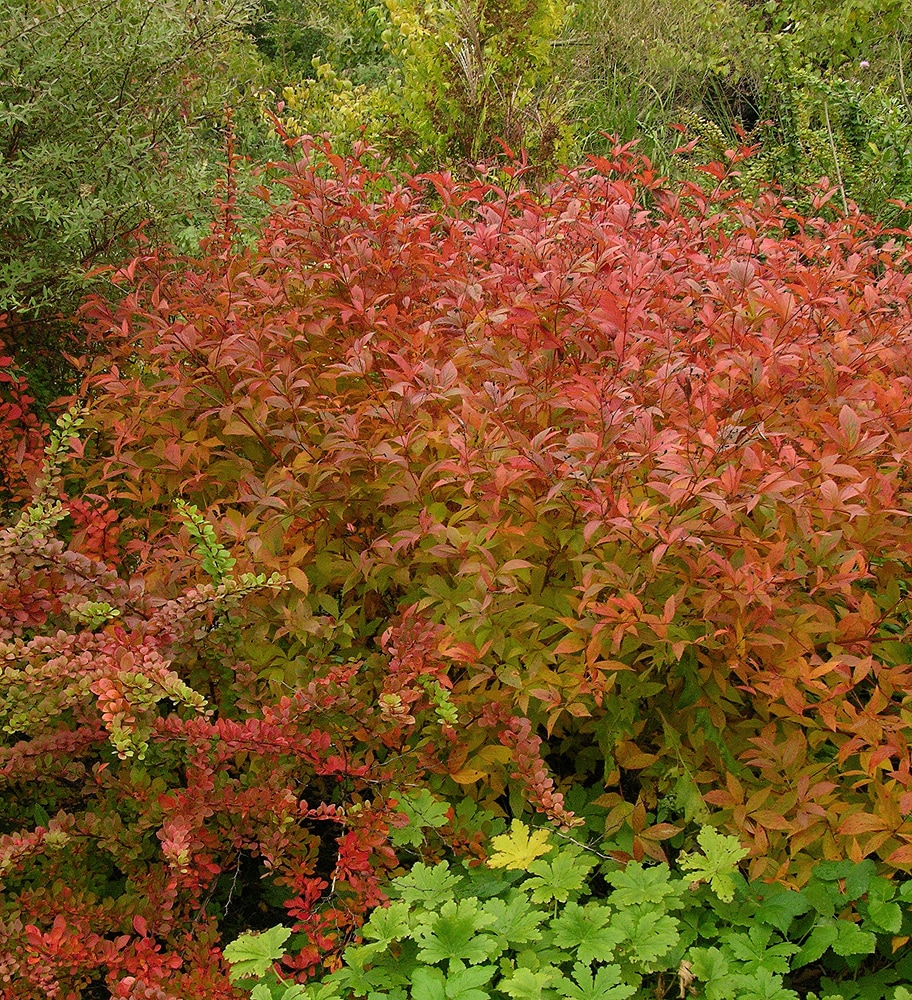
[0,0,258,335]
[569,0,912,222]
[272,0,574,168]
[247,0,392,87]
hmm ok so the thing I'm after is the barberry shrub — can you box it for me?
[0,415,474,996]
[77,139,912,887]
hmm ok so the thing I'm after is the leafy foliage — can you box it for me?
[570,0,912,222]
[0,0,258,343]
[0,330,45,509]
[9,0,912,993]
[228,822,912,999]
[76,140,912,883]
[0,419,475,996]
[679,826,750,902]
[273,0,573,166]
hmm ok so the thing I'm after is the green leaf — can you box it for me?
[391,790,451,848]
[690,946,735,1000]
[411,965,496,1000]
[499,966,560,1000]
[482,892,546,947]
[721,924,797,975]
[251,984,279,1000]
[460,860,524,901]
[549,902,623,964]
[277,987,309,1000]
[864,876,902,933]
[414,898,497,965]
[554,962,636,1000]
[527,849,594,904]
[612,908,680,966]
[412,967,447,1000]
[678,828,748,903]
[814,861,855,881]
[391,862,465,907]
[845,860,877,900]
[867,898,902,934]
[752,887,809,934]
[792,923,838,968]
[445,965,496,1000]
[224,926,291,981]
[604,862,682,910]
[299,984,344,1000]
[730,968,799,1000]
[671,769,712,825]
[363,901,413,945]
[868,876,896,903]
[253,984,308,1000]
[330,946,410,995]
[832,920,877,957]
[803,878,841,918]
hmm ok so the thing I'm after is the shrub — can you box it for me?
[0,328,45,511]
[272,0,573,168]
[246,0,392,88]
[0,0,258,348]
[76,140,912,886]
[569,0,912,221]
[0,414,477,995]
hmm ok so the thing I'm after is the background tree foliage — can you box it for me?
[0,0,261,398]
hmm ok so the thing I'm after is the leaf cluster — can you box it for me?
[229,823,912,1000]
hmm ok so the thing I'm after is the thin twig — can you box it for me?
[822,100,849,215]
[898,37,912,115]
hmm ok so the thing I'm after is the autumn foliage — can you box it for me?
[7,138,912,991]
[0,451,468,995]
[0,330,45,510]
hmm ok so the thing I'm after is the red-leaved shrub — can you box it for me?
[0,414,481,995]
[0,323,45,509]
[72,140,912,886]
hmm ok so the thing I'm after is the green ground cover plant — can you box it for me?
[227,821,912,999]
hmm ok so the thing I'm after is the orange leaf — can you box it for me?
[286,566,310,594]
[887,843,912,866]
[837,813,890,835]
[553,635,585,655]
[644,823,681,841]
